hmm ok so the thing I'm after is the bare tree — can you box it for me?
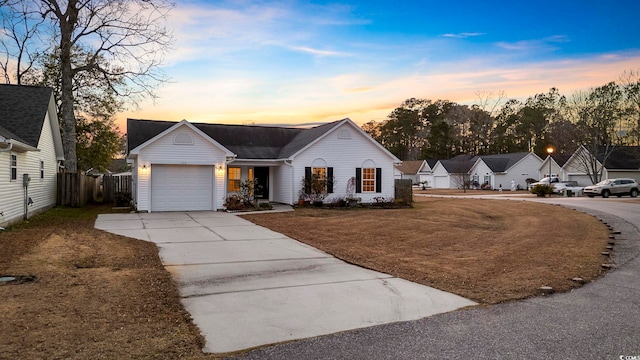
[475,90,506,117]
[1,0,173,172]
[0,0,46,84]
[569,82,625,184]
[619,69,640,145]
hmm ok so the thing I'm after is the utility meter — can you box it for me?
[23,173,31,188]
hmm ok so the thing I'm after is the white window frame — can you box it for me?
[228,167,241,192]
[40,160,45,179]
[10,153,17,181]
[362,167,376,192]
[312,167,327,193]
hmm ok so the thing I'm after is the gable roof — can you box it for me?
[439,157,476,174]
[128,118,313,159]
[565,145,640,171]
[425,159,438,169]
[477,152,530,173]
[550,153,572,167]
[597,146,640,170]
[395,160,424,175]
[127,118,399,162]
[0,84,54,147]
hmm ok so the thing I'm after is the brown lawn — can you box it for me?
[0,205,214,360]
[0,198,610,358]
[243,196,610,304]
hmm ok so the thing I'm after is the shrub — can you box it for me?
[113,191,131,207]
[530,184,554,197]
[259,202,273,210]
[224,194,245,210]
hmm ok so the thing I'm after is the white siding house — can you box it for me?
[560,145,640,186]
[0,85,64,227]
[127,118,401,211]
[469,152,543,190]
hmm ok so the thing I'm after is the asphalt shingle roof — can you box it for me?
[477,152,529,172]
[0,84,53,147]
[395,160,424,175]
[597,146,640,170]
[127,118,346,159]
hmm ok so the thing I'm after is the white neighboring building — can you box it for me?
[0,84,64,227]
[559,145,640,186]
[431,155,476,189]
[469,152,543,190]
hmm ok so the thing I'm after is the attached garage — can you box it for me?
[151,165,214,211]
[433,176,449,189]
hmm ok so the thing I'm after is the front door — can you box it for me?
[254,167,269,199]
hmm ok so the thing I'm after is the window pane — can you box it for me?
[312,167,327,193]
[228,167,241,192]
[10,155,17,180]
[362,168,375,192]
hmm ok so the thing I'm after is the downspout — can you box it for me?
[284,159,294,205]
[23,174,31,220]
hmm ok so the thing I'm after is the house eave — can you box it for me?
[5,139,39,152]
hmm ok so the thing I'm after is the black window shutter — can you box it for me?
[305,167,311,193]
[376,168,382,193]
[327,167,334,193]
[355,168,362,193]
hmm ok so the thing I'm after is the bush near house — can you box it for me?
[530,184,555,197]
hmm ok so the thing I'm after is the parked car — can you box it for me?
[583,178,639,198]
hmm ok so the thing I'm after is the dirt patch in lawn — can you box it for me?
[243,197,610,304]
[0,205,214,360]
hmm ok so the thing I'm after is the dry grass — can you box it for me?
[0,198,611,357]
[0,205,214,360]
[243,197,610,304]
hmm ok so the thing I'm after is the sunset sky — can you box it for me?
[120,0,640,131]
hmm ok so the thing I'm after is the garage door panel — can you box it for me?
[152,165,214,211]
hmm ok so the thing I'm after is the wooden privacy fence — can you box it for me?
[102,175,132,203]
[394,179,413,206]
[57,173,98,207]
[57,174,133,207]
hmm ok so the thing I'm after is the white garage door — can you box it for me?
[433,176,449,189]
[151,165,214,211]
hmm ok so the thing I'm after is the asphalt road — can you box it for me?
[234,197,640,360]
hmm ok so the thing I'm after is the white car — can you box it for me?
[583,178,639,198]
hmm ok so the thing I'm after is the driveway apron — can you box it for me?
[95,209,476,353]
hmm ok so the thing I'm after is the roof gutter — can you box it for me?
[0,141,12,153]
[1,139,38,152]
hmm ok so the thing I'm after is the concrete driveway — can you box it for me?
[94,208,475,353]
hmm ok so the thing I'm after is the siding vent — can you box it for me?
[174,132,194,145]
[338,129,351,139]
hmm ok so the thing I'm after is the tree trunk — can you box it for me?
[57,0,79,173]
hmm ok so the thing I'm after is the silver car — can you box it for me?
[583,178,639,198]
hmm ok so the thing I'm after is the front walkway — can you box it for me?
[95,208,476,354]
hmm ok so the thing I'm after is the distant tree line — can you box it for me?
[362,70,640,161]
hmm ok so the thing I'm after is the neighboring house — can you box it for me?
[394,160,425,184]
[469,152,543,190]
[431,154,476,189]
[0,84,64,227]
[538,153,572,181]
[416,159,438,187]
[126,118,401,212]
[561,145,640,186]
